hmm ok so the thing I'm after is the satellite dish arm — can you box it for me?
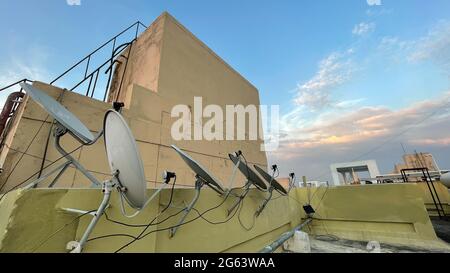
[117,182,169,218]
[52,124,102,187]
[226,156,241,191]
[87,129,104,145]
[67,180,114,253]
[116,170,174,218]
[256,187,274,217]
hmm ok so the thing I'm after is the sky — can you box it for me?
[0,0,449,182]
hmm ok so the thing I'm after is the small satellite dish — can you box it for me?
[104,110,146,209]
[225,152,268,216]
[228,153,267,190]
[169,145,226,237]
[20,82,94,143]
[171,145,224,193]
[19,82,101,188]
[254,165,288,195]
[66,110,173,253]
[252,165,288,217]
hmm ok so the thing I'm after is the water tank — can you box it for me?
[440,172,450,188]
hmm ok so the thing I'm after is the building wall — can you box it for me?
[0,81,265,191]
[296,183,447,249]
[109,12,267,166]
[394,153,439,174]
[0,12,267,191]
[1,183,447,252]
[415,182,450,217]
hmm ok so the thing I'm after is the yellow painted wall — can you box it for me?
[0,187,298,253]
[415,182,450,217]
[1,183,448,253]
[299,183,448,249]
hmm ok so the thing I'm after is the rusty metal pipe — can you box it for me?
[0,92,24,136]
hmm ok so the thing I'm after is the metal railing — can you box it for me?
[0,21,147,101]
[0,21,148,174]
[0,79,33,93]
[401,167,447,220]
[51,21,147,101]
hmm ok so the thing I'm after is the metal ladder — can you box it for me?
[401,167,447,220]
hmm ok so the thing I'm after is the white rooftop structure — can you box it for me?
[330,160,380,186]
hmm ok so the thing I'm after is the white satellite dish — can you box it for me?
[229,153,267,190]
[254,165,288,195]
[226,152,268,216]
[20,82,94,143]
[66,110,173,253]
[253,165,287,217]
[169,144,226,237]
[171,145,224,193]
[103,110,146,209]
[20,82,101,188]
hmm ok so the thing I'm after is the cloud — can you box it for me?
[366,8,392,17]
[66,0,81,6]
[378,20,450,74]
[294,51,355,110]
[410,137,450,146]
[271,19,450,181]
[334,98,367,108]
[408,20,450,73]
[367,0,382,6]
[0,45,51,107]
[270,91,450,181]
[352,22,376,36]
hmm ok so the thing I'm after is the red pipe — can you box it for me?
[0,92,24,137]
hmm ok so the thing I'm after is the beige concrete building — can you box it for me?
[393,153,439,174]
[0,12,267,192]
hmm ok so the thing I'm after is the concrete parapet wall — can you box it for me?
[1,183,448,252]
[297,183,448,249]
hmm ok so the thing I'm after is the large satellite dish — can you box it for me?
[19,82,101,189]
[104,110,146,209]
[66,110,173,253]
[228,153,267,190]
[20,82,94,143]
[254,165,288,195]
[169,145,226,237]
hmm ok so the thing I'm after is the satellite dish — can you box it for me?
[171,145,224,193]
[169,145,226,237]
[228,153,267,190]
[104,110,146,209]
[254,165,288,195]
[225,152,268,216]
[19,82,101,189]
[252,165,288,217]
[66,110,173,253]
[20,82,94,143]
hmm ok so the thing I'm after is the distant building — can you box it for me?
[330,160,380,186]
[393,152,439,173]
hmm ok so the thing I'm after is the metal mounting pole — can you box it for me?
[66,180,114,253]
[255,186,274,217]
[169,177,204,238]
[24,161,71,189]
[227,181,251,216]
[53,123,101,187]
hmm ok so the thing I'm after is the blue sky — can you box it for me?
[1,0,449,181]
